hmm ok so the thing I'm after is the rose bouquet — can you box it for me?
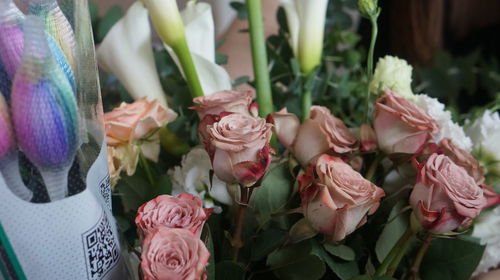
[93,0,500,279]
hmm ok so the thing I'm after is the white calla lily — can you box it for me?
[166,1,232,96]
[281,0,329,74]
[96,1,168,106]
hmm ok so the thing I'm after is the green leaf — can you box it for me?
[250,228,288,261]
[267,241,326,280]
[215,53,228,65]
[420,238,485,280]
[375,200,409,262]
[95,6,123,43]
[230,2,248,19]
[324,244,355,261]
[312,244,359,280]
[150,174,172,197]
[215,261,245,280]
[202,225,215,280]
[250,163,294,226]
[88,1,98,25]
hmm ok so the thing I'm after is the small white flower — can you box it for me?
[168,147,232,213]
[472,206,500,276]
[370,56,414,99]
[413,94,472,151]
[466,110,500,178]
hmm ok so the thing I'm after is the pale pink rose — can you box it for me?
[298,154,385,242]
[191,90,255,119]
[104,98,177,146]
[202,113,273,186]
[373,90,438,154]
[482,184,500,209]
[439,138,484,184]
[409,153,486,233]
[135,194,212,238]
[269,106,357,165]
[140,228,210,280]
[360,123,378,152]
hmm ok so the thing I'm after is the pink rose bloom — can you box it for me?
[409,153,486,233]
[135,194,212,238]
[299,154,385,242]
[141,228,210,280]
[104,98,177,145]
[439,138,484,184]
[373,90,438,154]
[191,90,255,119]
[202,113,272,186]
[269,106,357,165]
[360,123,378,152]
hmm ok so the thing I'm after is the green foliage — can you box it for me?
[375,201,409,262]
[94,5,123,44]
[230,2,248,20]
[420,238,485,280]
[215,261,245,280]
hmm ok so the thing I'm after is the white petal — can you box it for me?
[96,2,168,107]
[280,0,299,55]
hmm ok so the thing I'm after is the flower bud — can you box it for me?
[144,0,186,47]
[358,0,378,18]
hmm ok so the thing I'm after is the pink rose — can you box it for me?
[269,106,357,165]
[409,153,486,233]
[298,154,385,242]
[140,228,210,280]
[373,90,438,154]
[191,90,255,119]
[360,123,378,152]
[439,138,484,184]
[135,194,212,238]
[482,184,500,209]
[104,98,177,145]
[201,113,272,186]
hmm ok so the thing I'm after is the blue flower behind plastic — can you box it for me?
[10,16,78,170]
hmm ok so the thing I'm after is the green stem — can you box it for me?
[409,234,433,279]
[375,226,416,277]
[301,88,312,121]
[365,16,378,122]
[172,37,204,98]
[0,223,26,280]
[139,152,155,186]
[365,153,384,181]
[245,0,274,118]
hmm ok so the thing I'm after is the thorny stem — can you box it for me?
[231,185,255,261]
[409,233,433,279]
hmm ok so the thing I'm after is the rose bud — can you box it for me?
[482,184,500,209]
[135,194,212,238]
[203,113,273,186]
[360,123,378,152]
[439,138,485,185]
[373,90,438,155]
[269,106,357,166]
[298,154,385,242]
[140,227,210,280]
[191,90,255,119]
[409,154,486,233]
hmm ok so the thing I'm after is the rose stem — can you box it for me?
[139,152,155,186]
[375,226,416,277]
[409,233,433,279]
[245,0,274,118]
[231,185,254,261]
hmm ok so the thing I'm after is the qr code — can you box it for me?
[99,175,112,210]
[82,213,120,280]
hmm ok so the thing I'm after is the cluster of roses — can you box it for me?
[135,194,213,280]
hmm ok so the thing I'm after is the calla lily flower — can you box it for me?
[280,0,329,74]
[96,1,169,107]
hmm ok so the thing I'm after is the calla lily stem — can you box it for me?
[245,0,274,118]
[172,38,204,98]
[365,16,378,122]
[301,88,312,121]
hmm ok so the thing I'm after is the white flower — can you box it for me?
[281,0,329,73]
[466,110,500,178]
[164,1,232,95]
[168,147,232,212]
[413,94,472,151]
[370,56,414,99]
[472,206,500,276]
[143,0,185,46]
[96,1,168,106]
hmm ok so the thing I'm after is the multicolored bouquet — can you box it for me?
[96,0,500,279]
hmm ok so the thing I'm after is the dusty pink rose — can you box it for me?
[482,184,500,209]
[409,153,486,233]
[373,90,438,154]
[439,138,484,184]
[135,194,212,238]
[141,227,210,280]
[191,90,255,119]
[269,106,357,165]
[201,113,272,186]
[104,98,177,145]
[360,123,378,152]
[298,154,385,242]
